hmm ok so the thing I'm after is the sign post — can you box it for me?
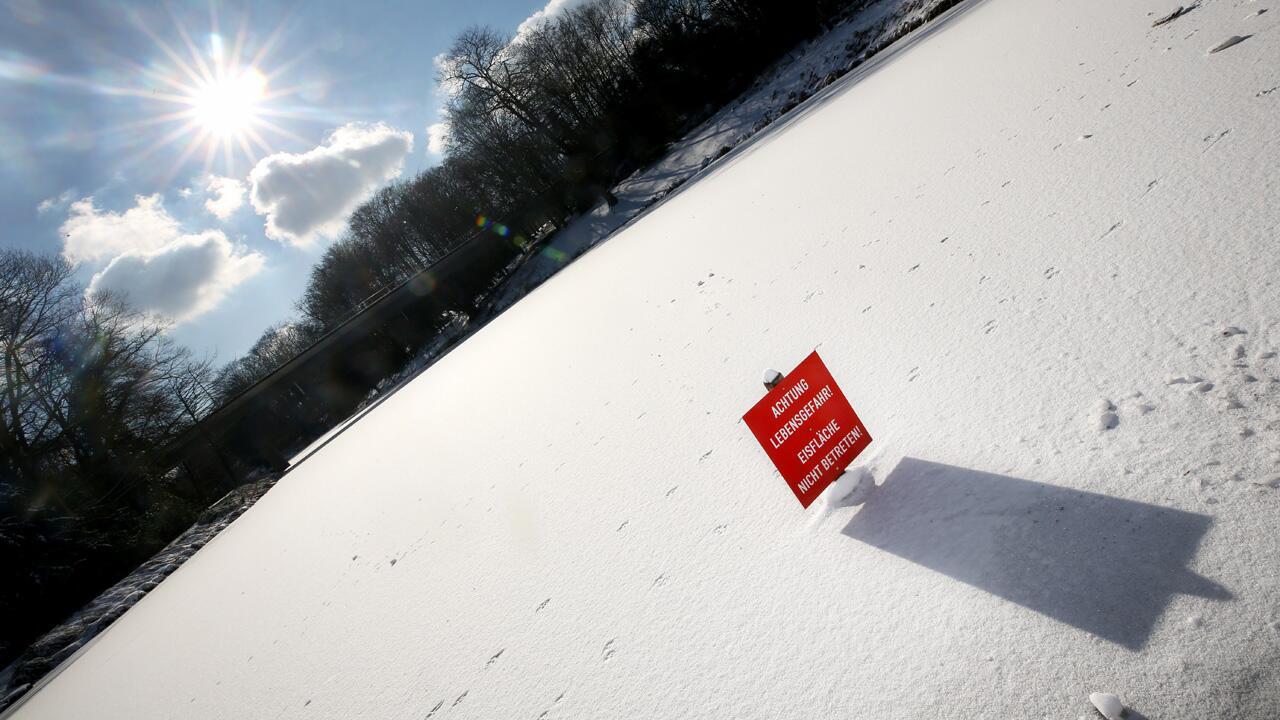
[742,351,872,508]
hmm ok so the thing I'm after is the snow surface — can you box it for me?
[10,0,1280,717]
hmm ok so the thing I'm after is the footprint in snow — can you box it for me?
[486,649,504,667]
[535,598,551,613]
[1202,129,1230,152]
[1152,5,1195,26]
[1094,399,1120,431]
[1098,221,1122,240]
[601,639,617,662]
[1208,35,1251,54]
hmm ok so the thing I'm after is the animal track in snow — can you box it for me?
[535,598,551,613]
[601,639,617,662]
[425,700,444,717]
[453,690,469,707]
[982,319,998,335]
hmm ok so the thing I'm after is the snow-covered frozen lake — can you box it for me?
[11,0,1280,717]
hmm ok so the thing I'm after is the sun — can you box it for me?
[190,67,268,138]
[112,12,320,180]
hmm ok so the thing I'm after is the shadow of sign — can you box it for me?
[842,458,1231,650]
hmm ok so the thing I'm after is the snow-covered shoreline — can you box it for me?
[9,0,1280,717]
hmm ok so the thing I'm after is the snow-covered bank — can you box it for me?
[485,0,973,315]
[0,474,278,712]
[11,0,1280,717]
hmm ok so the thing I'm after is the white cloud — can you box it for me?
[204,176,246,220]
[87,231,264,324]
[432,52,460,96]
[37,190,73,215]
[514,0,594,42]
[426,121,450,155]
[59,194,180,263]
[248,122,414,246]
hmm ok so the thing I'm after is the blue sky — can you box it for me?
[0,0,563,362]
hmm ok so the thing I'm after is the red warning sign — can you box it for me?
[742,351,872,508]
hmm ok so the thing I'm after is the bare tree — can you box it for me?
[0,251,79,490]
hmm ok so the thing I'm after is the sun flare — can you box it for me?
[190,68,267,138]
[113,14,316,179]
